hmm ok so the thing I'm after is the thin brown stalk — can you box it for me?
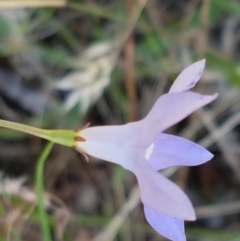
[0,0,67,8]
[124,0,137,122]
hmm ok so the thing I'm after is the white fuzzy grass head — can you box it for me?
[56,41,119,114]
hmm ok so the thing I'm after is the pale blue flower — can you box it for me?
[75,60,217,241]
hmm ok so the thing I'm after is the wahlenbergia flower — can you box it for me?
[75,60,217,241]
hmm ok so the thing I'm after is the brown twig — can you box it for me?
[124,0,137,122]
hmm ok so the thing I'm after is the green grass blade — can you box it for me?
[35,142,54,241]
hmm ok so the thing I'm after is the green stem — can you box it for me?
[35,142,54,241]
[0,119,75,147]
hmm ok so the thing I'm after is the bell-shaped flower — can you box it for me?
[75,60,217,241]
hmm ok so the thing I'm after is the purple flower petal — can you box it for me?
[140,92,217,144]
[147,133,214,171]
[144,205,186,241]
[169,60,205,93]
[76,124,139,171]
[134,163,196,220]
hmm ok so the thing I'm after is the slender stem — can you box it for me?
[124,0,137,122]
[0,119,75,147]
[35,142,54,241]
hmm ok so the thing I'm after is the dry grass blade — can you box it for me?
[0,0,67,8]
[199,110,240,149]
[124,0,137,122]
[92,186,140,241]
[124,30,137,122]
[196,200,240,218]
[197,109,240,181]
[120,0,148,44]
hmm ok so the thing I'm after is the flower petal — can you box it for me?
[76,124,141,170]
[169,60,205,93]
[144,205,186,241]
[134,163,196,220]
[147,133,213,171]
[140,92,217,144]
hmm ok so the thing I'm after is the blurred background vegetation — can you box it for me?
[0,0,240,240]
